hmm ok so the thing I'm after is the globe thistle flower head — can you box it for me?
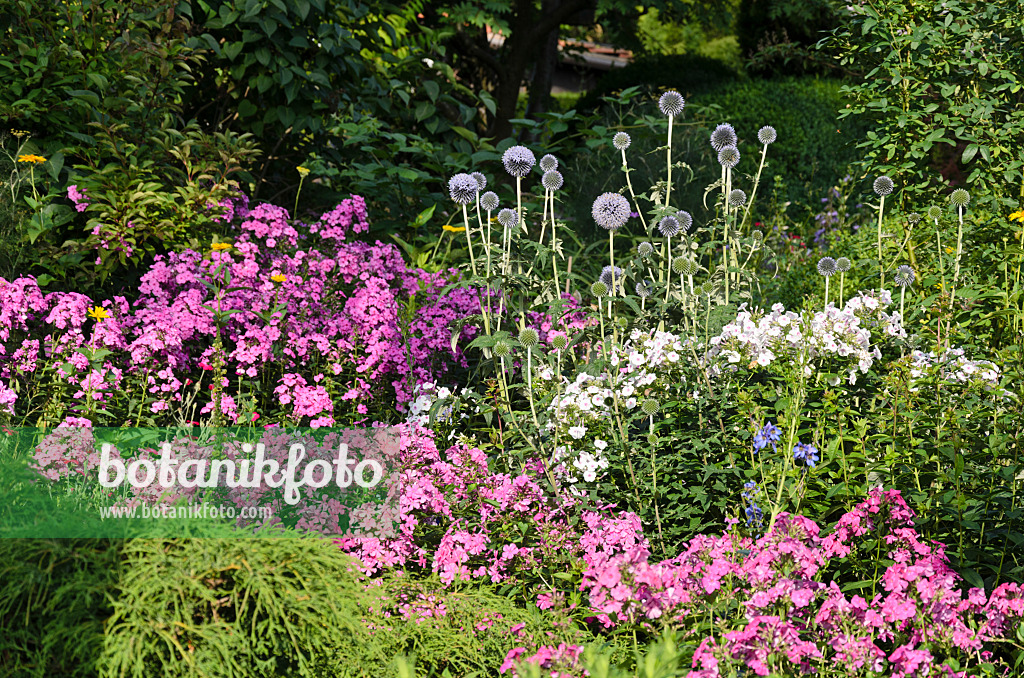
[684,258,699,276]
[700,281,715,295]
[539,154,558,172]
[592,192,631,230]
[658,90,685,117]
[542,170,564,191]
[757,125,777,145]
[710,123,737,151]
[672,256,687,275]
[471,172,487,191]
[638,241,654,260]
[836,256,851,273]
[590,280,608,297]
[641,398,660,415]
[873,176,894,196]
[502,145,536,178]
[600,265,624,292]
[493,341,511,358]
[927,205,942,220]
[950,188,970,207]
[481,191,499,212]
[907,212,921,225]
[635,279,653,298]
[675,210,692,232]
[518,327,539,348]
[658,215,681,237]
[613,131,631,150]
[751,230,764,245]
[718,145,740,169]
[550,332,569,350]
[894,264,915,288]
[728,188,747,207]
[817,256,837,277]
[448,173,478,205]
[497,208,518,229]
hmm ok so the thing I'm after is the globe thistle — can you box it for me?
[658,90,685,117]
[710,123,737,151]
[817,256,837,277]
[502,145,536,178]
[682,258,700,276]
[641,398,660,415]
[497,208,518,230]
[927,205,942,220]
[950,188,970,207]
[550,333,569,350]
[638,241,654,260]
[836,256,851,273]
[635,279,653,298]
[672,256,688,275]
[613,131,631,150]
[907,212,921,225]
[471,172,487,191]
[540,154,558,172]
[699,281,715,295]
[591,280,608,297]
[592,192,631,230]
[448,173,478,205]
[873,176,894,196]
[542,170,564,191]
[675,210,693,232]
[481,191,499,212]
[728,189,747,208]
[518,327,539,348]
[658,215,681,237]
[600,265,624,292]
[718,145,740,169]
[751,230,764,245]
[757,126,777,145]
[493,341,511,357]
[894,264,915,287]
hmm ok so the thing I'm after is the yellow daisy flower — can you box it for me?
[87,306,110,321]
[211,242,232,251]
[17,154,46,164]
[1009,210,1024,223]
[443,224,466,233]
[271,274,287,283]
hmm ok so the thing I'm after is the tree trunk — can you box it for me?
[525,0,561,127]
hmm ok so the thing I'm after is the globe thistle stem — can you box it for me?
[551,199,561,301]
[952,205,964,304]
[839,272,845,307]
[609,231,616,319]
[516,176,524,275]
[663,234,672,303]
[900,284,906,320]
[739,141,769,234]
[724,166,732,305]
[463,204,492,336]
[620,148,648,234]
[824,275,830,311]
[935,219,946,293]
[877,194,886,289]
[665,114,674,212]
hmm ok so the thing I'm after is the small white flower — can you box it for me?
[594,439,608,451]
[568,426,586,439]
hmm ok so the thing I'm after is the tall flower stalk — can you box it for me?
[873,176,894,289]
[739,126,776,233]
[659,91,685,212]
[950,189,970,304]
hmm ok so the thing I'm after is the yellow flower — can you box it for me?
[296,166,311,177]
[87,306,110,321]
[17,154,46,164]
[12,130,29,138]
[1009,210,1024,223]
[443,224,466,233]
[271,274,287,284]
[211,242,232,251]
[945,247,954,253]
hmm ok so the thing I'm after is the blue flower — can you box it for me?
[741,481,764,528]
[793,442,819,468]
[752,422,782,453]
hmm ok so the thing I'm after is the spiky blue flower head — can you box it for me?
[635,279,654,298]
[518,327,539,348]
[793,442,819,468]
[718,145,740,169]
[873,176,894,196]
[481,191,499,212]
[540,154,558,172]
[817,256,837,277]
[542,170,564,191]
[613,131,631,150]
[592,192,631,230]
[502,145,536,178]
[600,265,624,292]
[448,173,478,205]
[658,215,680,237]
[757,125,777,145]
[836,256,851,273]
[675,210,693,232]
[711,123,737,151]
[638,241,654,260]
[894,264,915,288]
[497,208,518,230]
[752,421,782,453]
[950,188,970,207]
[728,188,747,207]
[471,172,487,191]
[659,90,685,116]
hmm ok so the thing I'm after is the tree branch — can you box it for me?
[526,0,594,45]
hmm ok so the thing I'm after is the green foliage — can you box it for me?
[736,0,840,76]
[822,0,1024,207]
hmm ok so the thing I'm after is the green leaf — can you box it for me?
[961,144,979,164]
[423,80,439,102]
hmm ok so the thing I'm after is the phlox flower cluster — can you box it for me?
[708,290,906,385]
[908,348,1004,393]
[500,642,584,677]
[0,193,479,425]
